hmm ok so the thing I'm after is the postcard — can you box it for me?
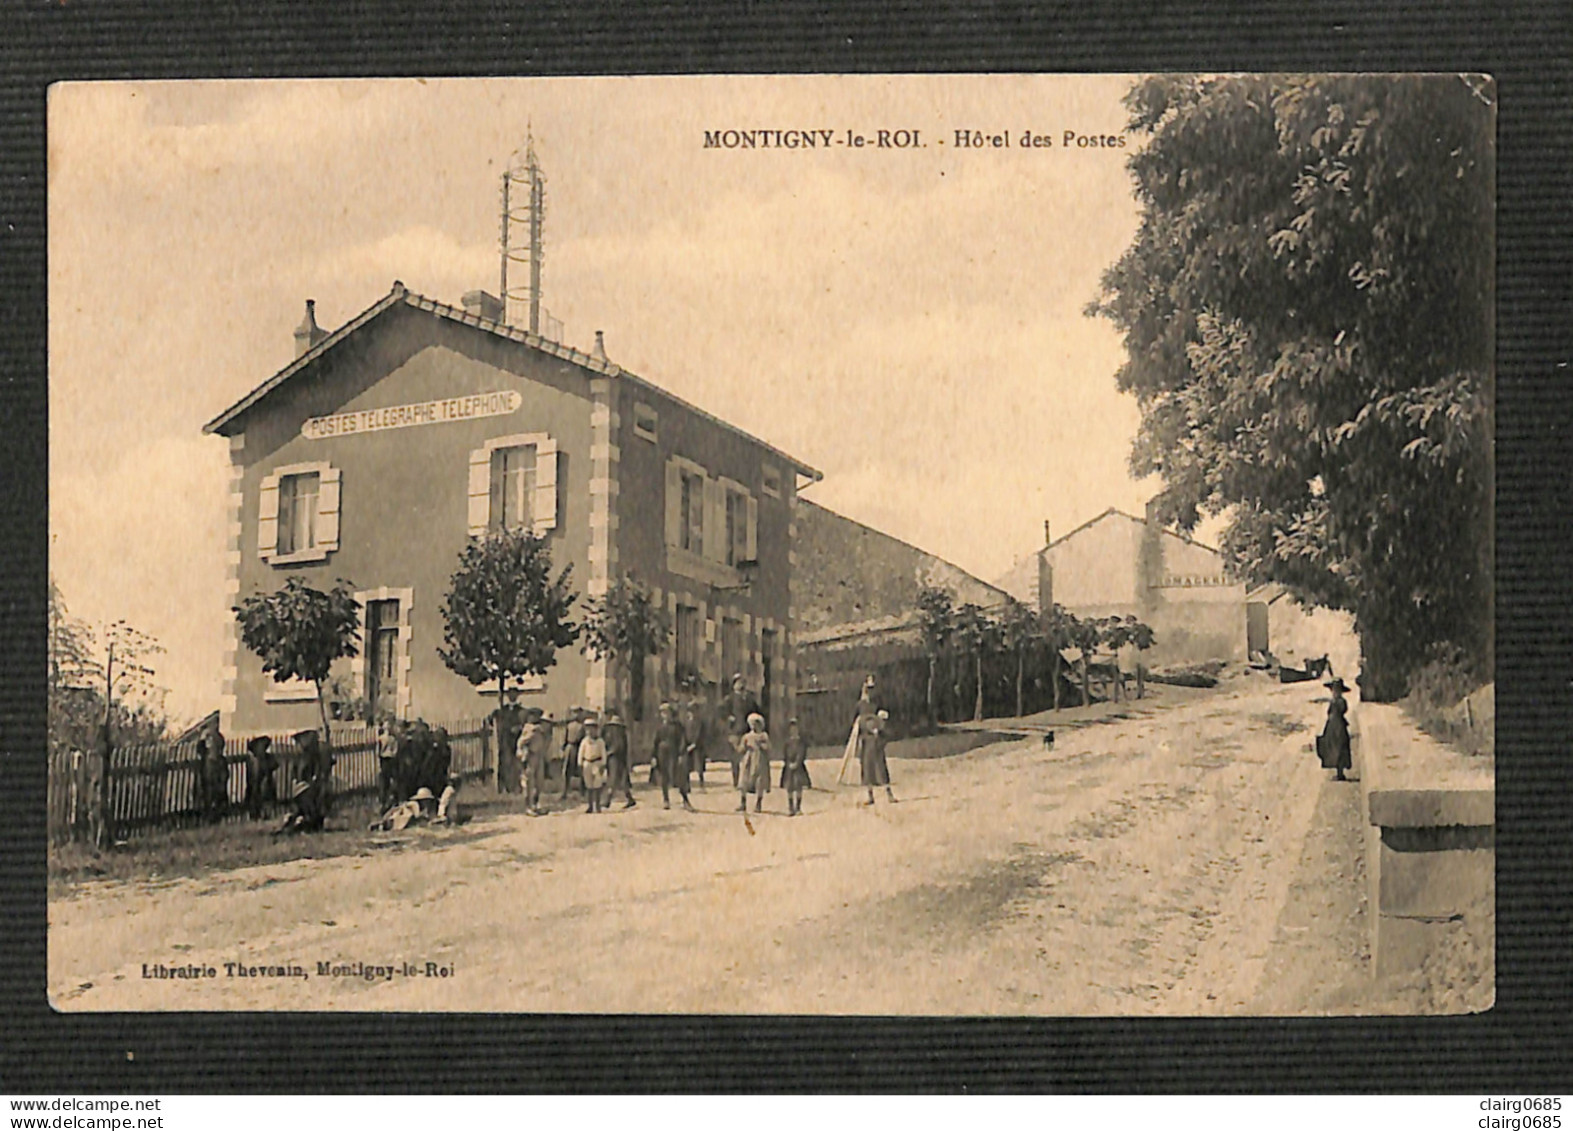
[46,74,1494,1014]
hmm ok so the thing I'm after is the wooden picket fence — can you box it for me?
[47,719,494,845]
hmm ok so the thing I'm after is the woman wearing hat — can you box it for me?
[1319,678,1353,781]
[737,712,772,813]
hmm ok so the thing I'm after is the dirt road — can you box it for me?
[50,677,1353,1014]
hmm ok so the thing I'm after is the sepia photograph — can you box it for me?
[45,73,1494,1016]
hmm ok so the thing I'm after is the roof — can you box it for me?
[203,282,822,481]
[1043,506,1223,556]
[795,497,1012,602]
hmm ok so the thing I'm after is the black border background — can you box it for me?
[3,1,1570,1094]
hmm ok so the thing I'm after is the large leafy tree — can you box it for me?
[582,576,671,722]
[235,576,362,739]
[1087,74,1493,700]
[439,528,580,707]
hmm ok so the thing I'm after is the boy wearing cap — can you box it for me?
[603,710,636,810]
[560,707,586,801]
[652,702,694,811]
[578,715,608,814]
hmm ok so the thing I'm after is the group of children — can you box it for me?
[511,706,814,818]
[734,711,813,816]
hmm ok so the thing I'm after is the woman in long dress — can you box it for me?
[859,709,897,806]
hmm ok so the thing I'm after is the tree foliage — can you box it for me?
[582,576,671,720]
[235,576,362,736]
[915,586,956,723]
[438,528,580,703]
[950,603,1000,722]
[48,580,171,753]
[1087,74,1493,699]
[999,598,1043,718]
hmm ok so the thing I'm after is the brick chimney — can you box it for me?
[592,330,608,363]
[293,300,328,357]
[461,289,505,323]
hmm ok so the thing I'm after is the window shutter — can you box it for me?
[533,437,559,534]
[257,474,280,559]
[316,467,341,551]
[467,448,491,537]
[664,460,682,548]
[703,476,723,562]
[488,451,506,532]
[745,493,758,561]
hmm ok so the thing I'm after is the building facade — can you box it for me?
[997,505,1248,666]
[206,283,819,737]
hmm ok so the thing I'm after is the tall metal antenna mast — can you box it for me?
[500,131,546,334]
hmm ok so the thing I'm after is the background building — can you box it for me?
[997,504,1248,667]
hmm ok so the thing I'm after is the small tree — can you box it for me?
[1041,603,1076,712]
[999,598,1042,719]
[1103,615,1157,699]
[438,528,580,708]
[916,587,955,726]
[1064,612,1104,708]
[49,581,171,755]
[235,577,362,739]
[951,603,998,722]
[582,576,672,722]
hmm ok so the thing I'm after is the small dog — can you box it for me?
[1041,731,1056,748]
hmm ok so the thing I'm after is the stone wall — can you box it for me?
[1357,702,1494,1005]
[793,499,1007,633]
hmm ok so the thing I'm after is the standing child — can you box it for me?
[779,717,810,816]
[737,712,772,814]
[578,715,608,814]
[859,709,898,806]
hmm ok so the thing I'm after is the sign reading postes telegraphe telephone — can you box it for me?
[301,391,521,440]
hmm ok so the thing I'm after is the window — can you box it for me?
[365,598,401,718]
[467,433,558,538]
[488,444,536,533]
[675,604,702,688]
[720,616,744,687]
[633,403,658,442]
[277,472,319,555]
[680,470,705,556]
[258,461,340,563]
[725,487,749,566]
[761,463,782,499]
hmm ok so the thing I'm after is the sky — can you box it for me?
[49,75,1158,725]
